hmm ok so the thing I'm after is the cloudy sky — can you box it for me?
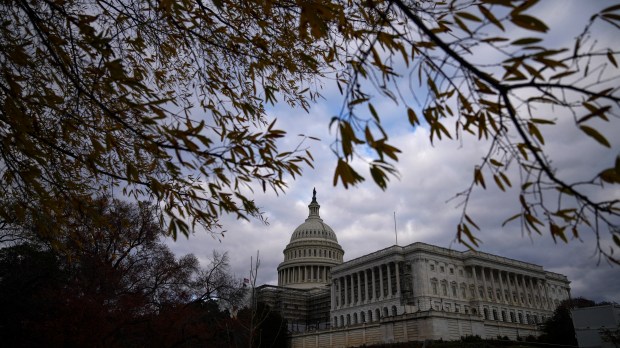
[169,1,620,303]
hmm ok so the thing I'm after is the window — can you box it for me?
[432,282,438,295]
[442,283,447,296]
[455,304,461,313]
[430,264,435,271]
[449,268,454,274]
[452,285,457,297]
[440,266,445,273]
[459,269,464,276]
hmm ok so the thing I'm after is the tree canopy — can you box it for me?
[1,0,619,261]
[0,197,251,346]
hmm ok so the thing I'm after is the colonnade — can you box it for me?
[467,265,559,310]
[279,265,331,285]
[331,261,403,309]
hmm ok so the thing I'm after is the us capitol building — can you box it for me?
[256,190,571,347]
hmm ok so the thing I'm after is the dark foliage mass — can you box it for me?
[538,297,596,346]
[0,197,286,347]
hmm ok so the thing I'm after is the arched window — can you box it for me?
[353,313,358,324]
[483,308,489,319]
[368,310,373,322]
[361,312,365,323]
[346,314,351,325]
[391,306,397,316]
[383,307,389,317]
[492,309,498,320]
[375,308,381,320]
[340,315,344,326]
[334,316,338,327]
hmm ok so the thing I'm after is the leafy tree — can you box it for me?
[325,0,620,262]
[539,297,596,345]
[2,0,619,260]
[0,197,247,346]
[0,0,321,239]
[238,302,289,348]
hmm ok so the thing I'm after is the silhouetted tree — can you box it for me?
[539,297,596,345]
[0,197,247,347]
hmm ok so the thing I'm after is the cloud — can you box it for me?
[167,1,620,304]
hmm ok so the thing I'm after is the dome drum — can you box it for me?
[277,189,344,289]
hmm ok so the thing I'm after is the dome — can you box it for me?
[289,194,339,243]
[277,189,344,289]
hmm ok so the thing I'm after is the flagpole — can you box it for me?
[394,211,398,246]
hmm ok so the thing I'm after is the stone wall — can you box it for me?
[290,311,540,348]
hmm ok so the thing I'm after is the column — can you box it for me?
[481,267,488,299]
[357,272,362,304]
[490,269,497,302]
[344,275,349,306]
[379,265,385,299]
[498,271,506,304]
[387,263,393,298]
[372,267,377,301]
[338,277,343,308]
[472,266,479,300]
[506,272,514,304]
[364,269,370,303]
[395,262,401,297]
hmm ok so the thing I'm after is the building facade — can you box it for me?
[257,190,571,346]
[330,243,570,329]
